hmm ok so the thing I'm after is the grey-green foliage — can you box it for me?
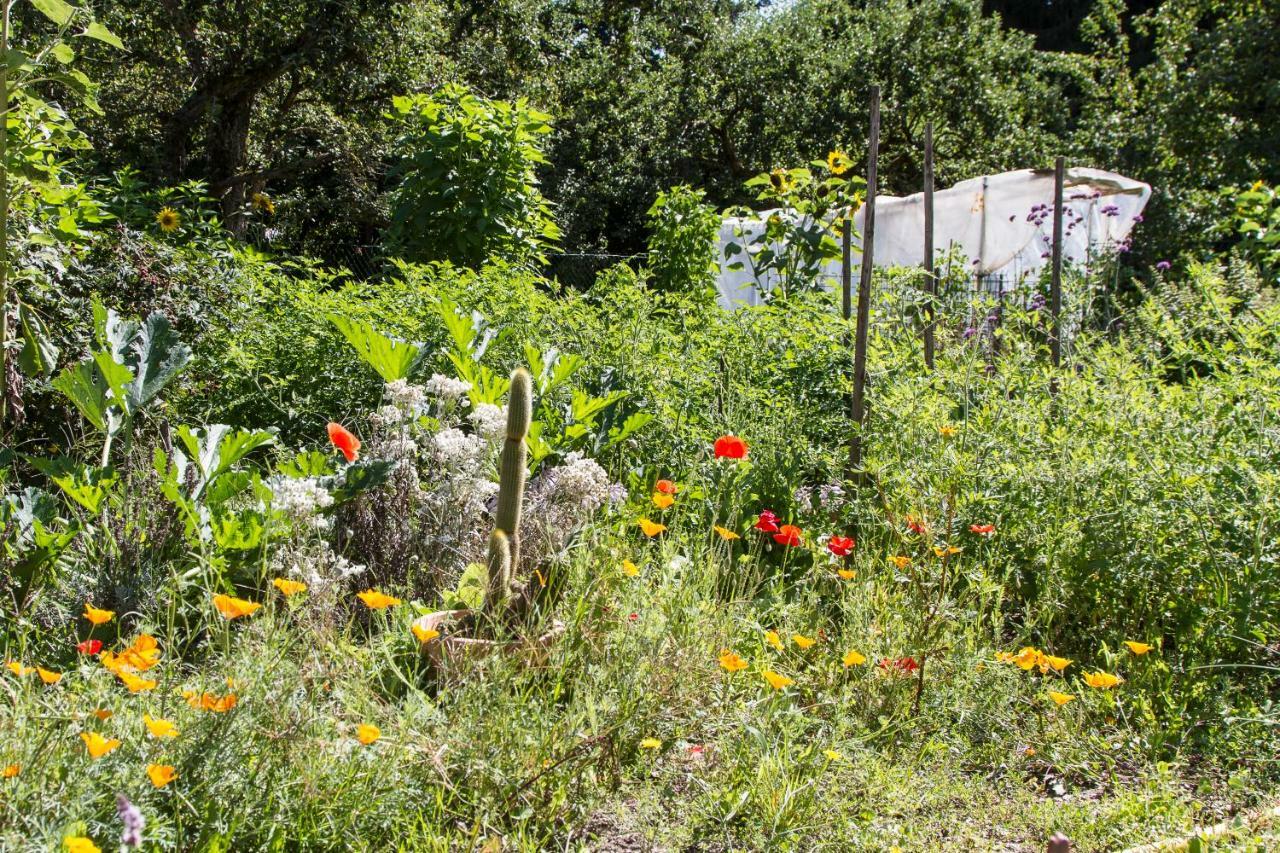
[51,300,191,463]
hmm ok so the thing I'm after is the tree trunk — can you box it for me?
[208,91,256,237]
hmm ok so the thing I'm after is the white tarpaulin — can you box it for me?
[716,167,1151,309]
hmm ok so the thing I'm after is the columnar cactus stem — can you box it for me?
[485,367,532,618]
[485,530,512,612]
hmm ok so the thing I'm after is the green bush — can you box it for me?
[384,84,560,269]
[645,185,721,296]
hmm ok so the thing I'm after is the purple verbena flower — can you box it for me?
[117,794,145,848]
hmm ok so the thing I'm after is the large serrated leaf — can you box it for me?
[127,312,191,408]
[328,314,424,382]
[51,360,108,430]
[16,302,60,378]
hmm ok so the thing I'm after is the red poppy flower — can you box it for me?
[76,639,103,655]
[969,523,996,536]
[327,422,361,462]
[906,514,927,535]
[713,435,749,459]
[827,536,856,557]
[879,656,920,674]
[627,612,639,622]
[753,510,780,534]
[773,524,803,547]
[654,479,677,495]
[687,744,705,755]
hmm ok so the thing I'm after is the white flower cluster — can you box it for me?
[431,427,485,470]
[270,542,366,594]
[385,379,428,410]
[533,451,616,512]
[424,373,473,403]
[468,403,507,442]
[270,477,334,529]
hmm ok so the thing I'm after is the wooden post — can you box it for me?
[841,216,852,325]
[1050,156,1064,369]
[848,86,879,480]
[922,121,935,370]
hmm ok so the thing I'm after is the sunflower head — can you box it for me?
[827,150,852,176]
[155,207,181,233]
[251,192,275,215]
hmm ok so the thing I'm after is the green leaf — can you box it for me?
[51,360,108,430]
[29,0,75,27]
[16,303,60,378]
[81,21,123,49]
[328,314,424,382]
[26,456,117,513]
[126,312,191,409]
[50,42,74,64]
[277,450,334,479]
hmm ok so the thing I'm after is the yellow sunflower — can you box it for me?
[155,207,181,233]
[827,150,852,175]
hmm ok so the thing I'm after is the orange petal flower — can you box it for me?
[411,623,441,643]
[272,578,308,597]
[651,492,675,509]
[713,525,740,541]
[144,714,179,738]
[5,661,33,677]
[37,667,62,685]
[2,764,18,778]
[213,594,262,620]
[81,731,121,759]
[654,479,678,495]
[83,603,115,625]
[637,518,666,537]
[718,649,748,673]
[327,422,361,462]
[762,669,794,690]
[356,589,401,610]
[356,724,381,745]
[147,764,177,788]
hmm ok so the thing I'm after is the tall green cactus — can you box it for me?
[484,368,532,618]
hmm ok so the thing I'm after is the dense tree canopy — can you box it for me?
[57,0,1280,267]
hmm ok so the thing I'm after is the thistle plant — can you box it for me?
[484,367,532,621]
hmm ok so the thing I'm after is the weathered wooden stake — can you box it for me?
[848,86,879,481]
[1049,156,1065,369]
[922,121,936,370]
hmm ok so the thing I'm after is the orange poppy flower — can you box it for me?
[327,422,361,462]
[651,492,674,509]
[969,523,996,536]
[272,578,307,597]
[773,525,803,547]
[654,479,677,495]
[357,589,401,609]
[213,594,262,620]
[713,525,740,541]
[718,649,748,673]
[148,763,177,788]
[713,435,748,459]
[81,731,121,759]
[83,603,115,626]
[2,764,17,778]
[356,724,381,745]
[637,518,666,537]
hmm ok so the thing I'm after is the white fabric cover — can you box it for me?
[716,167,1151,309]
